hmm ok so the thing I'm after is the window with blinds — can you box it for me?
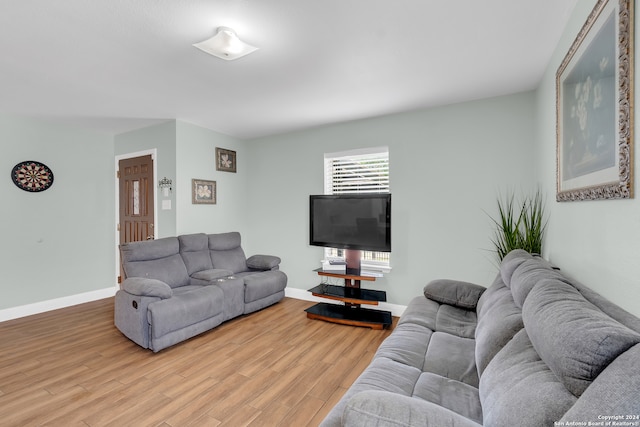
[324,147,390,268]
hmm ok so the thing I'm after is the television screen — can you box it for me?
[309,194,391,252]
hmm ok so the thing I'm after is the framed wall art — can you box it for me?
[556,0,634,201]
[192,179,216,204]
[216,147,236,173]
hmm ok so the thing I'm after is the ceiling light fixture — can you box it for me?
[193,27,258,61]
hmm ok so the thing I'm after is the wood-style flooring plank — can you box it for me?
[0,297,397,426]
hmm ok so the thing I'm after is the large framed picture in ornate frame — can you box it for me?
[556,0,634,201]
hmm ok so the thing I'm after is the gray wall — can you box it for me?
[114,120,177,238]
[245,92,537,306]
[175,121,249,236]
[535,0,640,316]
[114,120,251,238]
[0,115,114,309]
[3,0,640,318]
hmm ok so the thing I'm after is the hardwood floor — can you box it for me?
[0,297,396,426]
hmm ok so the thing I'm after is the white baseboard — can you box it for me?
[0,287,118,323]
[285,287,407,317]
[1,286,406,323]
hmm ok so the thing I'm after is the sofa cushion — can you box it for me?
[207,232,248,273]
[320,356,424,427]
[559,344,640,423]
[120,236,179,262]
[476,277,508,320]
[397,296,440,331]
[178,233,208,251]
[342,390,483,427]
[509,258,566,308]
[374,322,433,369]
[475,274,505,317]
[123,253,190,289]
[523,279,640,397]
[413,372,483,424]
[350,356,422,396]
[398,295,476,338]
[479,329,577,427]
[208,231,242,250]
[569,278,640,333]
[147,285,224,338]
[474,283,523,376]
[499,249,532,288]
[435,304,477,338]
[178,233,214,275]
[243,270,287,303]
[423,332,478,387]
[121,237,190,288]
[423,279,486,310]
[210,247,247,273]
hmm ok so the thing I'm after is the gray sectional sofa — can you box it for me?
[114,232,287,352]
[321,250,640,426]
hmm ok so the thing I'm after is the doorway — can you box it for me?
[115,150,157,284]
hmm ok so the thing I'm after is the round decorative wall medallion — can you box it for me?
[11,161,54,192]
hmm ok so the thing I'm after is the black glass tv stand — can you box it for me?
[305,269,392,329]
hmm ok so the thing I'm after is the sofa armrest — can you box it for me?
[343,391,482,427]
[246,254,281,271]
[122,277,173,299]
[423,279,486,310]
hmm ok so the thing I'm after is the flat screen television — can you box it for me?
[309,194,391,253]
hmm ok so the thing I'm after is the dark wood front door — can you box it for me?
[118,155,154,281]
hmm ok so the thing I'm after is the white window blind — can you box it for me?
[323,147,390,268]
[324,149,389,194]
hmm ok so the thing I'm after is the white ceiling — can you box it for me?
[0,0,578,140]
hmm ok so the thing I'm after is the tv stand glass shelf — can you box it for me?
[305,268,392,329]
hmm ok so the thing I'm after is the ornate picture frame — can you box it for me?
[215,147,237,173]
[556,0,634,201]
[192,179,216,204]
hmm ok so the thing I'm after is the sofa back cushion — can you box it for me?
[569,277,640,334]
[509,258,566,308]
[120,237,189,288]
[523,279,640,397]
[475,274,503,317]
[499,249,532,288]
[479,329,577,426]
[475,281,523,376]
[559,343,640,422]
[208,232,248,274]
[178,233,214,275]
[121,236,178,262]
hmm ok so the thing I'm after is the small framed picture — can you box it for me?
[216,147,237,173]
[192,179,216,204]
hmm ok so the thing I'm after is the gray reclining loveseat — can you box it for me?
[321,249,640,426]
[114,232,287,352]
